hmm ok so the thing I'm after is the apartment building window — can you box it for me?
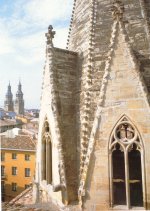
[1,152,5,161]
[25,184,30,189]
[12,183,17,191]
[12,153,17,160]
[12,167,17,175]
[25,168,30,177]
[1,181,5,201]
[25,154,30,161]
[1,181,5,193]
[1,165,5,176]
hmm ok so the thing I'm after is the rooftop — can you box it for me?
[2,187,61,211]
[1,135,36,151]
[0,119,18,127]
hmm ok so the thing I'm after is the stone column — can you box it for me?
[125,150,130,209]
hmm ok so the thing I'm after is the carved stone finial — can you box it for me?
[111,0,124,21]
[45,25,56,46]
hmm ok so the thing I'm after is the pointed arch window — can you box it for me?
[42,119,52,184]
[109,116,146,209]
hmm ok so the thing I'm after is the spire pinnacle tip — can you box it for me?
[111,0,124,21]
[45,25,56,47]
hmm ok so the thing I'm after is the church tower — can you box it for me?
[4,82,14,112]
[14,81,24,115]
[35,0,150,210]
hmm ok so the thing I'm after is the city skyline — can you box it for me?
[0,0,73,109]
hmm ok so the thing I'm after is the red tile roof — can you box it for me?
[0,119,18,127]
[1,135,36,151]
[6,187,61,211]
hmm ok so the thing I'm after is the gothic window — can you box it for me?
[42,119,52,184]
[109,116,145,209]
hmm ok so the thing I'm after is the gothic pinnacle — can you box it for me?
[111,0,124,21]
[45,25,56,47]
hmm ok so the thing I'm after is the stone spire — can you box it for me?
[14,81,24,115]
[4,82,14,111]
[7,82,13,97]
[16,81,23,95]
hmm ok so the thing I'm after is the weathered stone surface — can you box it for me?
[36,0,150,210]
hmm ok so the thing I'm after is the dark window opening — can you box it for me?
[12,167,17,175]
[129,144,143,207]
[25,154,30,161]
[25,168,30,177]
[42,140,46,180]
[47,140,52,184]
[12,153,17,160]
[113,143,126,205]
[45,121,49,132]
[12,183,17,191]
[1,152,5,161]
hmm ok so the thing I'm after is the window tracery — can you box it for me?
[42,119,52,184]
[109,116,145,209]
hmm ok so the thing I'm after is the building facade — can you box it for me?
[1,135,36,202]
[35,0,150,210]
[4,83,14,112]
[14,81,24,115]
[0,119,22,133]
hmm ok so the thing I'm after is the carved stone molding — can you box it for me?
[78,1,150,204]
[111,0,124,21]
[79,0,97,205]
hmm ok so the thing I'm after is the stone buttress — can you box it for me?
[35,0,150,210]
[35,26,78,205]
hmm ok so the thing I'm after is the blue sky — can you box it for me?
[0,0,73,108]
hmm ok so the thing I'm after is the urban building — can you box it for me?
[0,108,6,119]
[4,83,14,112]
[15,115,31,124]
[1,134,36,202]
[0,119,22,133]
[14,81,24,115]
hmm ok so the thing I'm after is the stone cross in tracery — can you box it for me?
[45,25,56,46]
[111,0,124,21]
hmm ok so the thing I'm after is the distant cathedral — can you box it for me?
[4,81,24,115]
[4,82,14,112]
[34,0,150,210]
